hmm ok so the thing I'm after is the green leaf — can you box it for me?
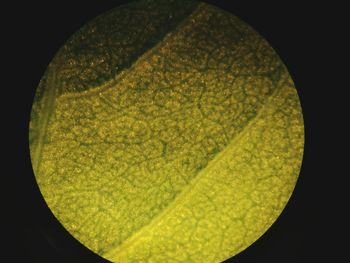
[30,1,304,262]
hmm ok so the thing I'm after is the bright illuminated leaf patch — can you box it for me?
[29,0,304,262]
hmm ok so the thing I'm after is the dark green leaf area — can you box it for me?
[55,0,199,93]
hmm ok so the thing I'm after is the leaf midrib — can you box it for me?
[103,84,283,259]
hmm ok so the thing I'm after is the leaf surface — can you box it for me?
[30,1,304,262]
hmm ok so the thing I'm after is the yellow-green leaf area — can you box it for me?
[29,1,304,262]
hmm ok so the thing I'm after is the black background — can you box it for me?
[4,0,342,262]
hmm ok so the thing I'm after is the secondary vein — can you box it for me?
[31,62,59,174]
[58,3,206,101]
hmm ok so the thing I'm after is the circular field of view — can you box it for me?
[29,0,304,262]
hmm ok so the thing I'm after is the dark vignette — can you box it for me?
[5,0,326,262]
